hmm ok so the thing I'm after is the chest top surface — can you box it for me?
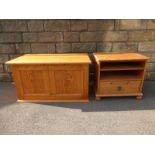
[6,53,91,65]
[94,52,149,62]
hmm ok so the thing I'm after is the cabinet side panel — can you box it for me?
[94,60,100,94]
[10,65,24,100]
[140,61,148,91]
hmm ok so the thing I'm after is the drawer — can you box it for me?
[99,80,141,94]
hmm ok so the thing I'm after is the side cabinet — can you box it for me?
[93,52,149,100]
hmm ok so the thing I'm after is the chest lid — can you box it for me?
[6,53,91,65]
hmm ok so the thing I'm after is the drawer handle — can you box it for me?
[117,86,122,91]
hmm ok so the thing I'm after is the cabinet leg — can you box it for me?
[96,96,101,101]
[136,96,142,100]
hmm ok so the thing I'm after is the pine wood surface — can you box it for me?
[6,53,91,65]
[93,52,149,100]
[94,52,149,62]
[7,54,91,102]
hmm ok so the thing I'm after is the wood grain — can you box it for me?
[94,52,149,100]
[6,53,91,65]
[94,52,149,62]
[7,54,91,102]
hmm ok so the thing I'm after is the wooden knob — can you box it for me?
[117,86,122,91]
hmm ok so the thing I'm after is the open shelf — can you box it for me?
[94,53,149,99]
[100,61,144,71]
[100,70,142,81]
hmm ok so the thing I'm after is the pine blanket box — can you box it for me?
[6,54,91,103]
[93,52,149,100]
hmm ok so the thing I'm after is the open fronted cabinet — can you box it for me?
[93,52,149,100]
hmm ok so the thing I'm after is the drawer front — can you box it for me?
[99,80,141,94]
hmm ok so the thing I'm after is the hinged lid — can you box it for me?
[6,53,91,65]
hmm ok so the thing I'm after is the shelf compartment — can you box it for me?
[100,70,142,81]
[100,61,144,71]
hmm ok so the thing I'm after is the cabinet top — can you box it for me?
[93,52,149,62]
[6,53,91,65]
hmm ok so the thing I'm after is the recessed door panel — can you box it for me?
[19,70,49,95]
[49,65,83,97]
[17,65,50,98]
[54,70,82,95]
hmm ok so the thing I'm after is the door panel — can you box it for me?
[49,65,83,97]
[54,70,82,95]
[20,70,49,95]
[17,65,50,98]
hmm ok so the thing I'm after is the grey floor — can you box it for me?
[0,81,155,135]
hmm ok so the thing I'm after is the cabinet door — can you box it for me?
[48,65,84,99]
[13,65,50,100]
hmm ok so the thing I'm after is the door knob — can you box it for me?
[117,86,122,91]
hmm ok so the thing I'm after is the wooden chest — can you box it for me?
[93,52,149,100]
[6,54,91,102]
